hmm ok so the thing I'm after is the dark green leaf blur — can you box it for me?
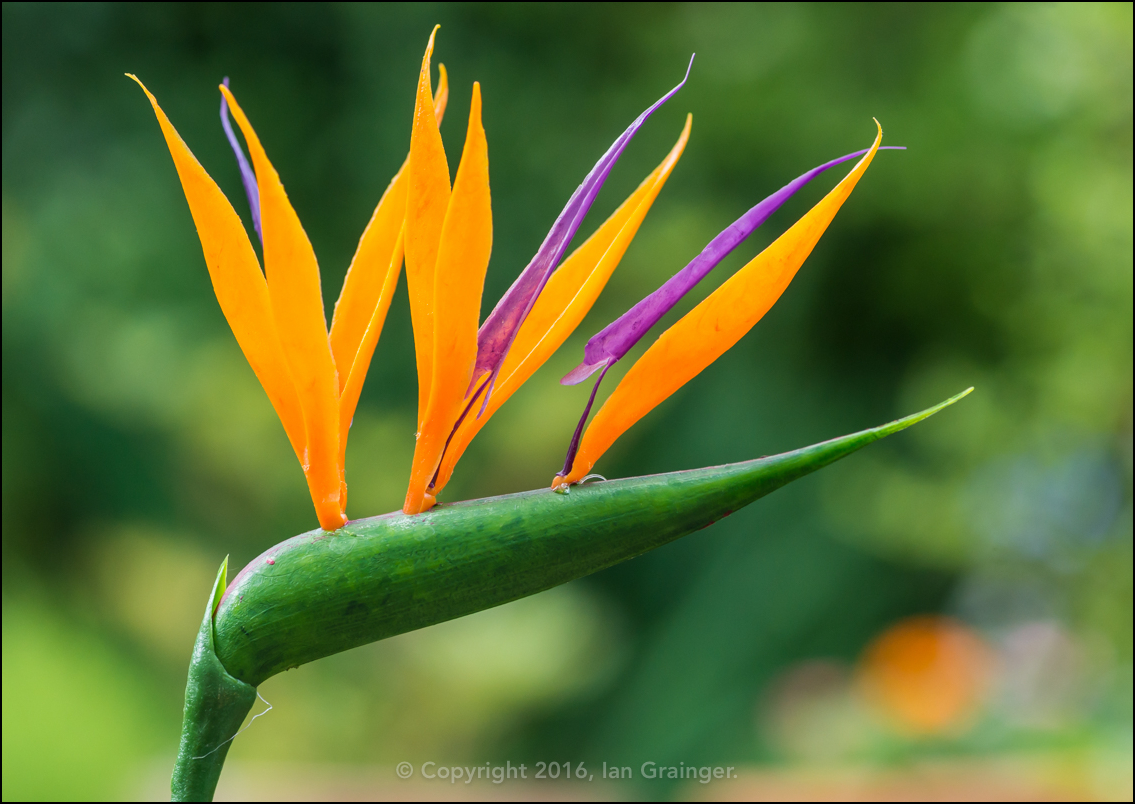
[3,3,1130,800]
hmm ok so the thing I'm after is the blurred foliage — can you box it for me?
[2,2,1130,800]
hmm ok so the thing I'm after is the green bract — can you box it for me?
[171,390,969,801]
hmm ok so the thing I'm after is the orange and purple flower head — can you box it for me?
[130,27,897,529]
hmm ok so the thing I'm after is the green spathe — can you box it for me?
[172,389,970,801]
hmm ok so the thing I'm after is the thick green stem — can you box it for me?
[172,389,969,800]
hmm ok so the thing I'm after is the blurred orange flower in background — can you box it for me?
[858,615,997,736]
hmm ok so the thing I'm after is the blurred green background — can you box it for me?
[3,2,1131,800]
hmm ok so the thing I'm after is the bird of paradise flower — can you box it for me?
[131,26,898,529]
[129,28,973,803]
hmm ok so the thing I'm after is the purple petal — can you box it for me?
[559,360,612,478]
[470,55,696,411]
[562,145,906,385]
[220,77,262,245]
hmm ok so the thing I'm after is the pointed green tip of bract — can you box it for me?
[210,556,229,622]
[879,386,973,437]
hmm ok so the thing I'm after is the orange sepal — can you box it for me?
[404,82,492,514]
[127,75,306,468]
[405,26,452,431]
[556,122,885,486]
[330,168,409,395]
[220,84,346,530]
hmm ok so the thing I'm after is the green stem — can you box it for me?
[172,389,969,800]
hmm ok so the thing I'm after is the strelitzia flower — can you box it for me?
[130,26,899,525]
[132,29,969,803]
